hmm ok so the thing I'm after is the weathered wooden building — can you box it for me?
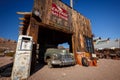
[18,0,94,62]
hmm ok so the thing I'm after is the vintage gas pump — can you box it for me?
[11,35,33,80]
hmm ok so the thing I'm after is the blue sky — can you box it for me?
[0,0,120,41]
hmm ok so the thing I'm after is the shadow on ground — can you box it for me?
[30,62,45,75]
[0,63,13,77]
[0,62,45,78]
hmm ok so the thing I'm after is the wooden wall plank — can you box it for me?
[30,0,93,53]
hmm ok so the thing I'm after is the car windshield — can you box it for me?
[62,50,66,53]
[61,49,70,55]
[46,48,69,55]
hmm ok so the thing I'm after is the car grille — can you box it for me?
[61,55,72,59]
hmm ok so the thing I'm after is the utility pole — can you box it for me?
[70,0,73,8]
[117,38,120,48]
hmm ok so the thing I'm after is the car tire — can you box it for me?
[47,59,53,68]
[82,57,89,67]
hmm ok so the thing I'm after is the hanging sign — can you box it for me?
[52,3,68,21]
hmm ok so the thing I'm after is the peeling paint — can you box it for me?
[11,35,33,80]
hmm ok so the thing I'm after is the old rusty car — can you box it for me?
[44,48,76,68]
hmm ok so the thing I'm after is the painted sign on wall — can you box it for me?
[52,3,68,21]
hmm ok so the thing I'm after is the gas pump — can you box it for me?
[11,35,33,80]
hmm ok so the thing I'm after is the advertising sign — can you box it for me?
[52,3,68,21]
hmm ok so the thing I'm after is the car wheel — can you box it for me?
[47,59,53,68]
[82,57,89,67]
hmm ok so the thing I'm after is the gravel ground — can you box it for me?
[0,57,120,80]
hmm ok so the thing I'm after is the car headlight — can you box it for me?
[52,54,58,59]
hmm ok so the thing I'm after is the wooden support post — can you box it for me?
[27,17,39,73]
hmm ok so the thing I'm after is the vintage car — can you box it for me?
[44,48,76,68]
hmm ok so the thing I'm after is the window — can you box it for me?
[20,37,32,51]
[84,36,94,53]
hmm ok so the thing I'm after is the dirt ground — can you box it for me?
[0,56,13,68]
[29,59,120,80]
[0,57,120,80]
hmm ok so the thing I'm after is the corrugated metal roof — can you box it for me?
[94,39,120,49]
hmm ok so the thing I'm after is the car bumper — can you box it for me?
[51,59,75,66]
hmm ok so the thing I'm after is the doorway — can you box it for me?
[37,26,73,63]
